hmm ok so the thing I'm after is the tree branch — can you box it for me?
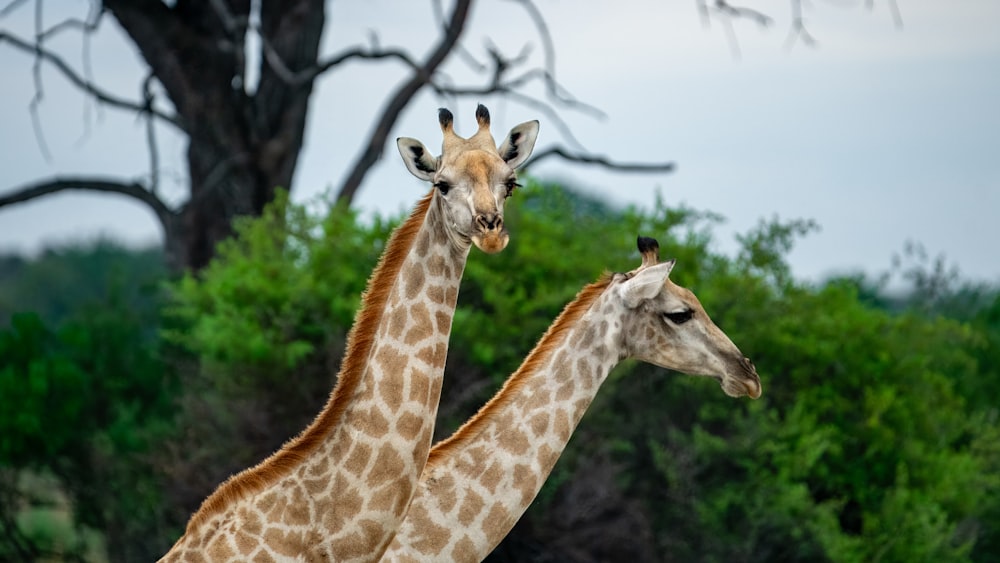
[0,29,184,130]
[335,0,473,203]
[0,176,177,229]
[523,146,676,173]
[0,0,28,18]
[785,0,818,49]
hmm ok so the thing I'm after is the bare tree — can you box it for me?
[0,0,679,271]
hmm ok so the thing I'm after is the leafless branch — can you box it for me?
[0,0,29,18]
[785,0,818,50]
[714,0,773,26]
[303,45,421,86]
[37,1,101,41]
[0,176,176,228]
[696,0,773,59]
[28,0,51,159]
[888,0,903,28]
[335,0,473,203]
[0,30,184,130]
[505,0,561,95]
[523,146,676,174]
[141,72,160,196]
[432,0,484,72]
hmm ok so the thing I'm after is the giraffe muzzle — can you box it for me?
[472,213,509,254]
[739,357,762,399]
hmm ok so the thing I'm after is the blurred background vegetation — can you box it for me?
[1,182,998,562]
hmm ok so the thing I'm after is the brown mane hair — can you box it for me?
[185,190,435,530]
[426,273,614,467]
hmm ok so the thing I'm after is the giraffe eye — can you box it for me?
[434,180,452,195]
[504,179,521,198]
[662,310,693,325]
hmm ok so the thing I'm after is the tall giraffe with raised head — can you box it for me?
[158,105,539,562]
[381,236,762,562]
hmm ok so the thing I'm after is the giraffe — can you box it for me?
[380,236,762,562]
[158,105,539,563]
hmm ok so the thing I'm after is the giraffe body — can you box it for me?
[381,237,761,562]
[158,106,538,563]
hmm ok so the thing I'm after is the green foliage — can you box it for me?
[163,181,998,562]
[6,182,998,562]
[166,190,392,383]
[0,239,165,328]
[0,243,175,562]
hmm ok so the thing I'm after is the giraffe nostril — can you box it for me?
[476,214,502,231]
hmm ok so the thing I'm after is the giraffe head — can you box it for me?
[397,105,539,253]
[616,236,762,399]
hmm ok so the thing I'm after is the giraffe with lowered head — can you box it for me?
[158,105,539,562]
[381,236,762,562]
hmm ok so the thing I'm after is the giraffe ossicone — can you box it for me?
[381,235,761,562]
[157,105,538,563]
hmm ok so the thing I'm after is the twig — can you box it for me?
[0,0,29,18]
[142,72,160,196]
[523,146,676,173]
[0,30,185,130]
[29,0,51,160]
[785,0,818,50]
[336,0,474,203]
[714,0,773,26]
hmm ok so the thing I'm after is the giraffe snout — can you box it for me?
[740,357,762,399]
[471,212,509,254]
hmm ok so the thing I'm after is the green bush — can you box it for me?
[0,269,174,562]
[8,182,993,561]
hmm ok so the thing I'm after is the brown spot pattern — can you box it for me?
[357,406,390,439]
[498,427,530,455]
[366,443,406,488]
[408,504,451,553]
[435,310,452,335]
[343,442,372,476]
[513,463,539,506]
[374,345,407,382]
[396,410,425,441]
[404,267,426,299]
[405,303,433,345]
[529,412,550,437]
[457,489,485,526]
[408,369,431,403]
[481,503,512,541]
[379,376,404,412]
[452,536,477,561]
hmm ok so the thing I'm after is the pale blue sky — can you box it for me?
[1,0,998,284]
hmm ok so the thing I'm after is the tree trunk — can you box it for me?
[105,0,324,270]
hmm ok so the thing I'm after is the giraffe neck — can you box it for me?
[312,189,469,558]
[382,276,620,561]
[161,190,472,563]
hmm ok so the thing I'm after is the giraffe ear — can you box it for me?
[397,137,439,181]
[497,120,540,169]
[619,260,676,308]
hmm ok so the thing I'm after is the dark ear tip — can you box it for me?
[636,236,659,253]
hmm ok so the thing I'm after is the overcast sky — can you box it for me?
[1,0,998,285]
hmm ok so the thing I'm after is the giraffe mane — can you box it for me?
[184,189,436,531]
[425,272,615,467]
